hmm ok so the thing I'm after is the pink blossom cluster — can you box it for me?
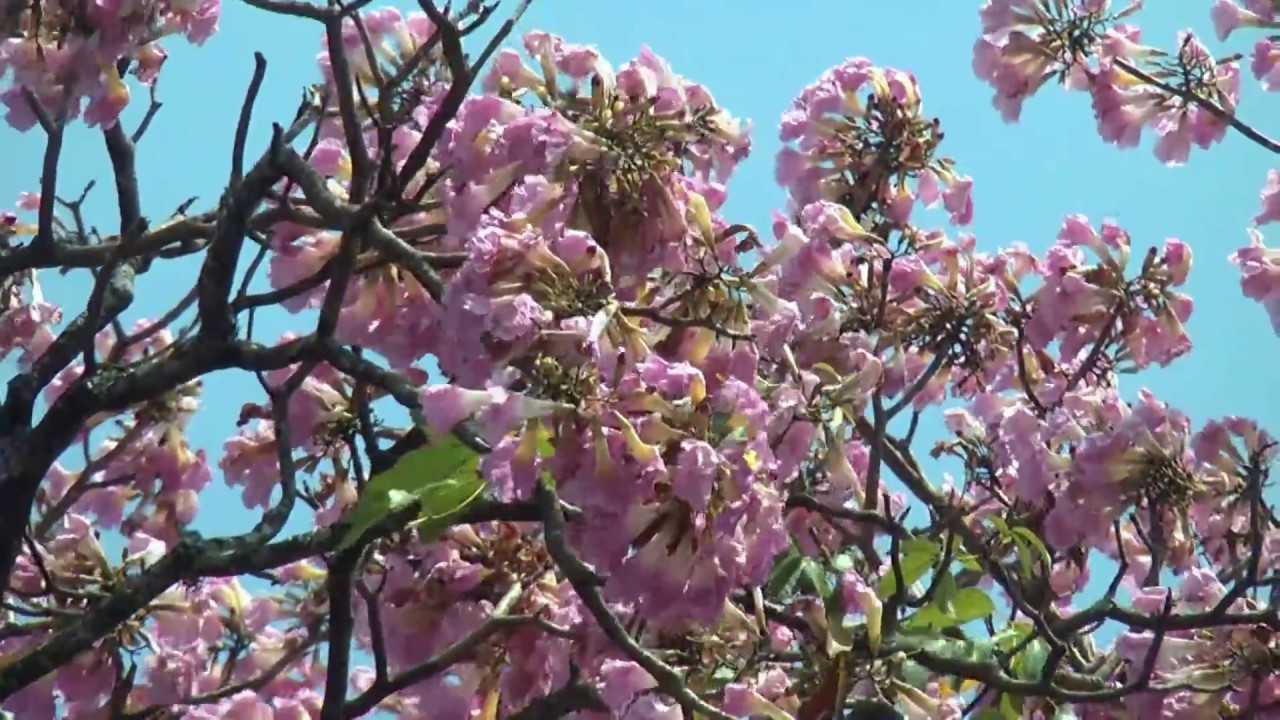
[973,0,1280,335]
[3,2,1280,718]
[975,0,1237,162]
[0,0,218,130]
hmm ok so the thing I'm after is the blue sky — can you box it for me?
[3,0,1278,677]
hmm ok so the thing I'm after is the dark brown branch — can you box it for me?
[535,480,734,720]
[196,125,286,339]
[319,547,362,719]
[231,53,269,187]
[0,490,545,700]
[121,622,325,719]
[1113,58,1280,154]
[340,584,571,718]
[34,118,63,250]
[785,493,909,539]
[507,678,608,720]
[321,14,373,197]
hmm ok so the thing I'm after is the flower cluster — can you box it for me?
[973,0,1280,338]
[3,1,1280,718]
[0,0,218,129]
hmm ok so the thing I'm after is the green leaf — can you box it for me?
[901,536,940,556]
[902,605,957,631]
[999,693,1024,719]
[766,551,806,597]
[1010,526,1053,574]
[877,539,938,599]
[337,434,484,551]
[951,587,996,623]
[699,665,740,694]
[901,584,988,631]
[933,571,959,613]
[908,634,997,665]
[799,557,829,597]
[1016,638,1049,682]
[992,620,1035,652]
[793,555,851,654]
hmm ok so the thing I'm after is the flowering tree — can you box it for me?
[1,0,1279,717]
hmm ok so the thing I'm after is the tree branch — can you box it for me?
[534,480,734,720]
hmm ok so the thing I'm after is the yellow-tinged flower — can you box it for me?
[841,575,882,653]
[290,561,328,583]
[513,420,545,464]
[624,390,677,416]
[1,222,36,237]
[213,579,253,627]
[684,326,716,366]
[612,411,661,464]
[103,62,130,104]
[480,688,500,720]
[825,204,878,243]
[588,303,618,347]
[688,366,708,405]
[592,421,615,474]
[621,323,652,362]
[1109,65,1151,89]
[510,184,568,233]
[686,190,715,243]
[638,415,686,446]
[824,432,865,508]
[716,597,757,635]
[893,680,940,717]
[841,90,865,117]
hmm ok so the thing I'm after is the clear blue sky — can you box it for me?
[3,0,1277,646]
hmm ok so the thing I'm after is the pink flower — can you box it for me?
[269,230,342,312]
[420,383,569,447]
[1252,38,1280,90]
[1212,0,1271,41]
[1089,69,1161,148]
[221,421,281,510]
[671,440,721,511]
[168,0,222,45]
[14,191,39,210]
[196,690,274,720]
[1161,238,1193,285]
[1256,169,1280,225]
[597,660,657,714]
[485,49,544,92]
[0,296,60,370]
[942,174,975,225]
[1230,229,1280,333]
[133,42,168,83]
[972,30,1057,123]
